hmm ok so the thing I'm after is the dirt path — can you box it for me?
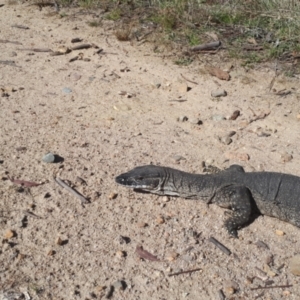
[1,3,300,299]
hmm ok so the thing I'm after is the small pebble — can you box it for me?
[211,90,227,97]
[289,255,300,276]
[115,250,126,258]
[47,249,55,256]
[156,216,165,224]
[189,118,202,125]
[166,251,179,261]
[177,116,188,122]
[275,230,285,236]
[42,153,55,163]
[55,237,63,245]
[4,229,15,239]
[281,152,293,163]
[113,280,126,291]
[212,115,225,121]
[137,222,147,228]
[220,136,232,145]
[173,155,186,162]
[229,110,240,120]
[162,196,170,202]
[108,192,118,200]
[62,87,72,94]
[176,82,189,93]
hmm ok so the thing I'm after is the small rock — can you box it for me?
[229,110,240,120]
[224,280,239,295]
[289,255,300,276]
[212,115,225,121]
[156,216,165,224]
[166,251,179,261]
[205,158,214,165]
[211,90,227,97]
[275,230,285,236]
[113,280,126,291]
[108,192,118,200]
[225,152,250,161]
[220,136,232,145]
[115,250,126,258]
[263,264,277,277]
[70,73,81,81]
[55,237,63,245]
[173,155,186,162]
[177,116,188,122]
[42,153,55,163]
[296,114,300,120]
[62,87,72,94]
[281,152,293,163]
[137,222,147,228]
[177,82,189,93]
[189,118,202,125]
[47,249,55,256]
[118,235,131,244]
[162,196,170,202]
[4,229,15,239]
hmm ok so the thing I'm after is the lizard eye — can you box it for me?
[136,176,144,180]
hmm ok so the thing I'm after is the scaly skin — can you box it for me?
[115,165,300,237]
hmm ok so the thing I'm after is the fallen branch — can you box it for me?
[190,41,221,52]
[54,177,89,205]
[168,268,202,277]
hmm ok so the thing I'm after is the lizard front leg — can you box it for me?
[214,185,252,238]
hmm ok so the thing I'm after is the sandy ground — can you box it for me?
[1,2,300,300]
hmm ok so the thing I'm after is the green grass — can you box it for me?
[43,0,300,73]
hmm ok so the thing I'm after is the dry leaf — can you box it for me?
[135,245,161,262]
[205,66,230,81]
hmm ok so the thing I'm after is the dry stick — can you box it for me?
[208,237,231,256]
[180,73,198,85]
[190,41,221,51]
[18,48,52,52]
[168,268,202,277]
[71,44,92,50]
[54,177,89,205]
[250,284,292,291]
[11,24,29,30]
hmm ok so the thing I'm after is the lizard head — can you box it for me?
[115,165,163,192]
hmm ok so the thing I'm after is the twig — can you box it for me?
[0,39,22,45]
[180,73,198,85]
[168,268,202,277]
[54,177,89,205]
[18,48,52,52]
[71,44,92,50]
[11,24,29,30]
[208,237,231,256]
[250,284,292,291]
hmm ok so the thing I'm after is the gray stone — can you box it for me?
[42,153,55,163]
[211,90,227,97]
[62,87,72,94]
[178,116,188,122]
[189,118,202,125]
[212,115,225,121]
